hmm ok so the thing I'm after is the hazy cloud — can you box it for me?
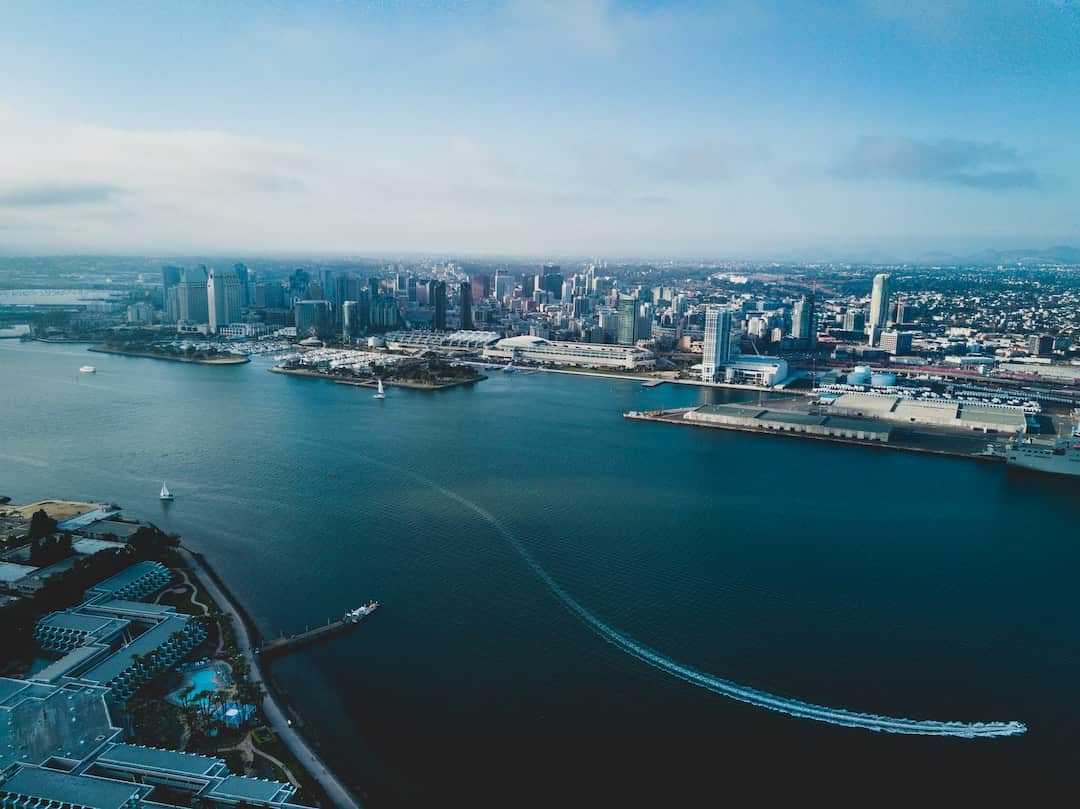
[0,183,120,207]
[834,136,1040,189]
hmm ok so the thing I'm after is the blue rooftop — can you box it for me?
[97,743,226,777]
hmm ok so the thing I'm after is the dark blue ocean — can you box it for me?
[2,340,1078,805]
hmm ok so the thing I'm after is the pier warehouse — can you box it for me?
[684,404,892,442]
[826,393,1029,434]
[484,335,655,370]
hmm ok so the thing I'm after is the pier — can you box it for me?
[259,603,379,658]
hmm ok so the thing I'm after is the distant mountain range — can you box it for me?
[915,245,1080,265]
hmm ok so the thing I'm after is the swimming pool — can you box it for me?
[167,662,233,705]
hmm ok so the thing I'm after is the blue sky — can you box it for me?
[0,0,1077,258]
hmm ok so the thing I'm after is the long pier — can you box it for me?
[259,603,379,658]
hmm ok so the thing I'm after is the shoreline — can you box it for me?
[89,345,250,365]
[269,364,484,391]
[179,546,364,809]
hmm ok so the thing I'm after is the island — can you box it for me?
[272,351,484,390]
[90,342,250,364]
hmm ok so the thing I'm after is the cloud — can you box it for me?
[834,136,1040,189]
[0,183,120,207]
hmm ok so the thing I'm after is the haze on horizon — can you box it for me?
[0,0,1077,261]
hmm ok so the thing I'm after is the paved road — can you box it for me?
[179,547,364,809]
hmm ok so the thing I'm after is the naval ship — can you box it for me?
[1006,415,1080,478]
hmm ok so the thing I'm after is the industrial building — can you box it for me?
[484,335,656,370]
[684,403,892,442]
[827,392,1028,433]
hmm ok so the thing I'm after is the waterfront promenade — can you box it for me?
[178,546,363,809]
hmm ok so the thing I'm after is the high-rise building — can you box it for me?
[869,273,892,332]
[433,281,447,331]
[370,295,400,331]
[879,330,913,356]
[843,309,865,333]
[616,294,639,345]
[790,295,816,345]
[232,263,250,308]
[493,272,514,301]
[342,301,358,339]
[295,300,333,338]
[471,273,490,301]
[396,274,408,296]
[459,282,473,330]
[161,266,182,323]
[701,306,736,382]
[637,301,653,341]
[177,266,209,324]
[207,268,242,334]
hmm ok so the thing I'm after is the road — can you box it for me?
[178,546,364,809]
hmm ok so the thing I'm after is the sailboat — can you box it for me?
[159,482,174,501]
[373,378,386,399]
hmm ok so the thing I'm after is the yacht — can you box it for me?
[79,365,96,374]
[374,378,386,399]
[159,482,174,501]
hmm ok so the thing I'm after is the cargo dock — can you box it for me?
[626,404,1010,462]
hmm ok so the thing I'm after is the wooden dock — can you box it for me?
[259,605,378,658]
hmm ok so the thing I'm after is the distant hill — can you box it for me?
[961,246,1080,265]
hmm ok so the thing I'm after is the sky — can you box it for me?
[0,0,1077,259]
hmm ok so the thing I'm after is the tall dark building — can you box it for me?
[369,277,381,301]
[433,281,447,331]
[233,263,250,308]
[543,272,564,300]
[161,266,182,323]
[471,273,490,301]
[459,281,474,330]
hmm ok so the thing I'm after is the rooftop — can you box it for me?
[56,508,121,531]
[0,561,36,583]
[202,774,296,804]
[87,561,168,597]
[0,767,145,809]
[79,614,192,686]
[97,743,225,777]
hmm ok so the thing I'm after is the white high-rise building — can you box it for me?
[207,268,242,334]
[701,305,736,382]
[869,273,892,332]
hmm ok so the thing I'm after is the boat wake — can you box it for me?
[390,464,1025,738]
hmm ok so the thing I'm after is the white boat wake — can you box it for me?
[393,465,1025,738]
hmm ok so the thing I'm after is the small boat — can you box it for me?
[345,601,380,622]
[373,378,386,399]
[159,482,174,501]
[79,365,96,374]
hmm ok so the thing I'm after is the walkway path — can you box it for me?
[178,546,363,809]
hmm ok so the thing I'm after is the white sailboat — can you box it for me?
[159,481,174,501]
[373,378,386,399]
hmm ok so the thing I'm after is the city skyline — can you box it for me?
[0,1,1078,258]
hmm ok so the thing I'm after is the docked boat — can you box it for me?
[79,365,96,374]
[345,601,380,622]
[373,378,386,399]
[1006,418,1080,478]
[159,481,174,501]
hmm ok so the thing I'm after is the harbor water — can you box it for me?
[1,340,1078,805]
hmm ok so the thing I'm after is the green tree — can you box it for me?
[27,508,58,540]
